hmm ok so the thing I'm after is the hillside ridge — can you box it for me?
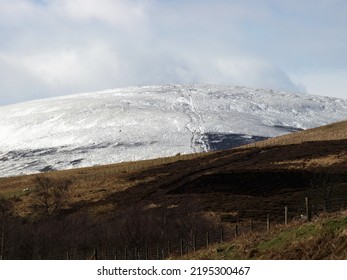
[1,84,347,177]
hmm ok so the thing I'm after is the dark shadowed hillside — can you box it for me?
[0,120,346,259]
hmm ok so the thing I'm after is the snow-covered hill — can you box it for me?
[1,84,347,177]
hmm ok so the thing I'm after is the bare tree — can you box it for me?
[31,176,72,216]
[310,169,343,212]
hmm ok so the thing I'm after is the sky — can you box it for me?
[0,0,346,106]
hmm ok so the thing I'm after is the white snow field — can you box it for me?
[0,84,347,177]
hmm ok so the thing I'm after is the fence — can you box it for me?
[241,128,347,150]
[1,131,346,259]
[25,195,347,260]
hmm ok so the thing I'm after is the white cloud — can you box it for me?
[214,57,305,93]
[53,0,148,28]
[2,41,124,94]
[290,70,347,99]
[0,0,345,105]
[0,55,51,104]
[0,0,41,24]
[0,0,149,27]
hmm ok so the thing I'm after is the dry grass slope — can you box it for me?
[1,120,347,219]
[181,210,347,260]
[0,119,346,259]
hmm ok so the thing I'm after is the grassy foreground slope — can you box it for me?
[183,211,347,260]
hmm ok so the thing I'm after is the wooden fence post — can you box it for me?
[180,238,184,256]
[167,241,171,257]
[93,248,98,260]
[305,197,311,222]
[206,232,210,248]
[156,244,160,260]
[193,235,196,252]
[235,224,239,238]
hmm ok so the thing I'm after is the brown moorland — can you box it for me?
[0,119,346,259]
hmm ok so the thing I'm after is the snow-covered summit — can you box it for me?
[0,84,346,177]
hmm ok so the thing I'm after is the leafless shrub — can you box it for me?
[309,168,345,212]
[31,176,72,216]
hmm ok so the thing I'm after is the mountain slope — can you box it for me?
[0,84,347,177]
[1,120,346,260]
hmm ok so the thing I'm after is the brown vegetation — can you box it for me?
[0,120,346,259]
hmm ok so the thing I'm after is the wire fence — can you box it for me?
[1,131,346,259]
[25,196,347,260]
[241,129,347,149]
